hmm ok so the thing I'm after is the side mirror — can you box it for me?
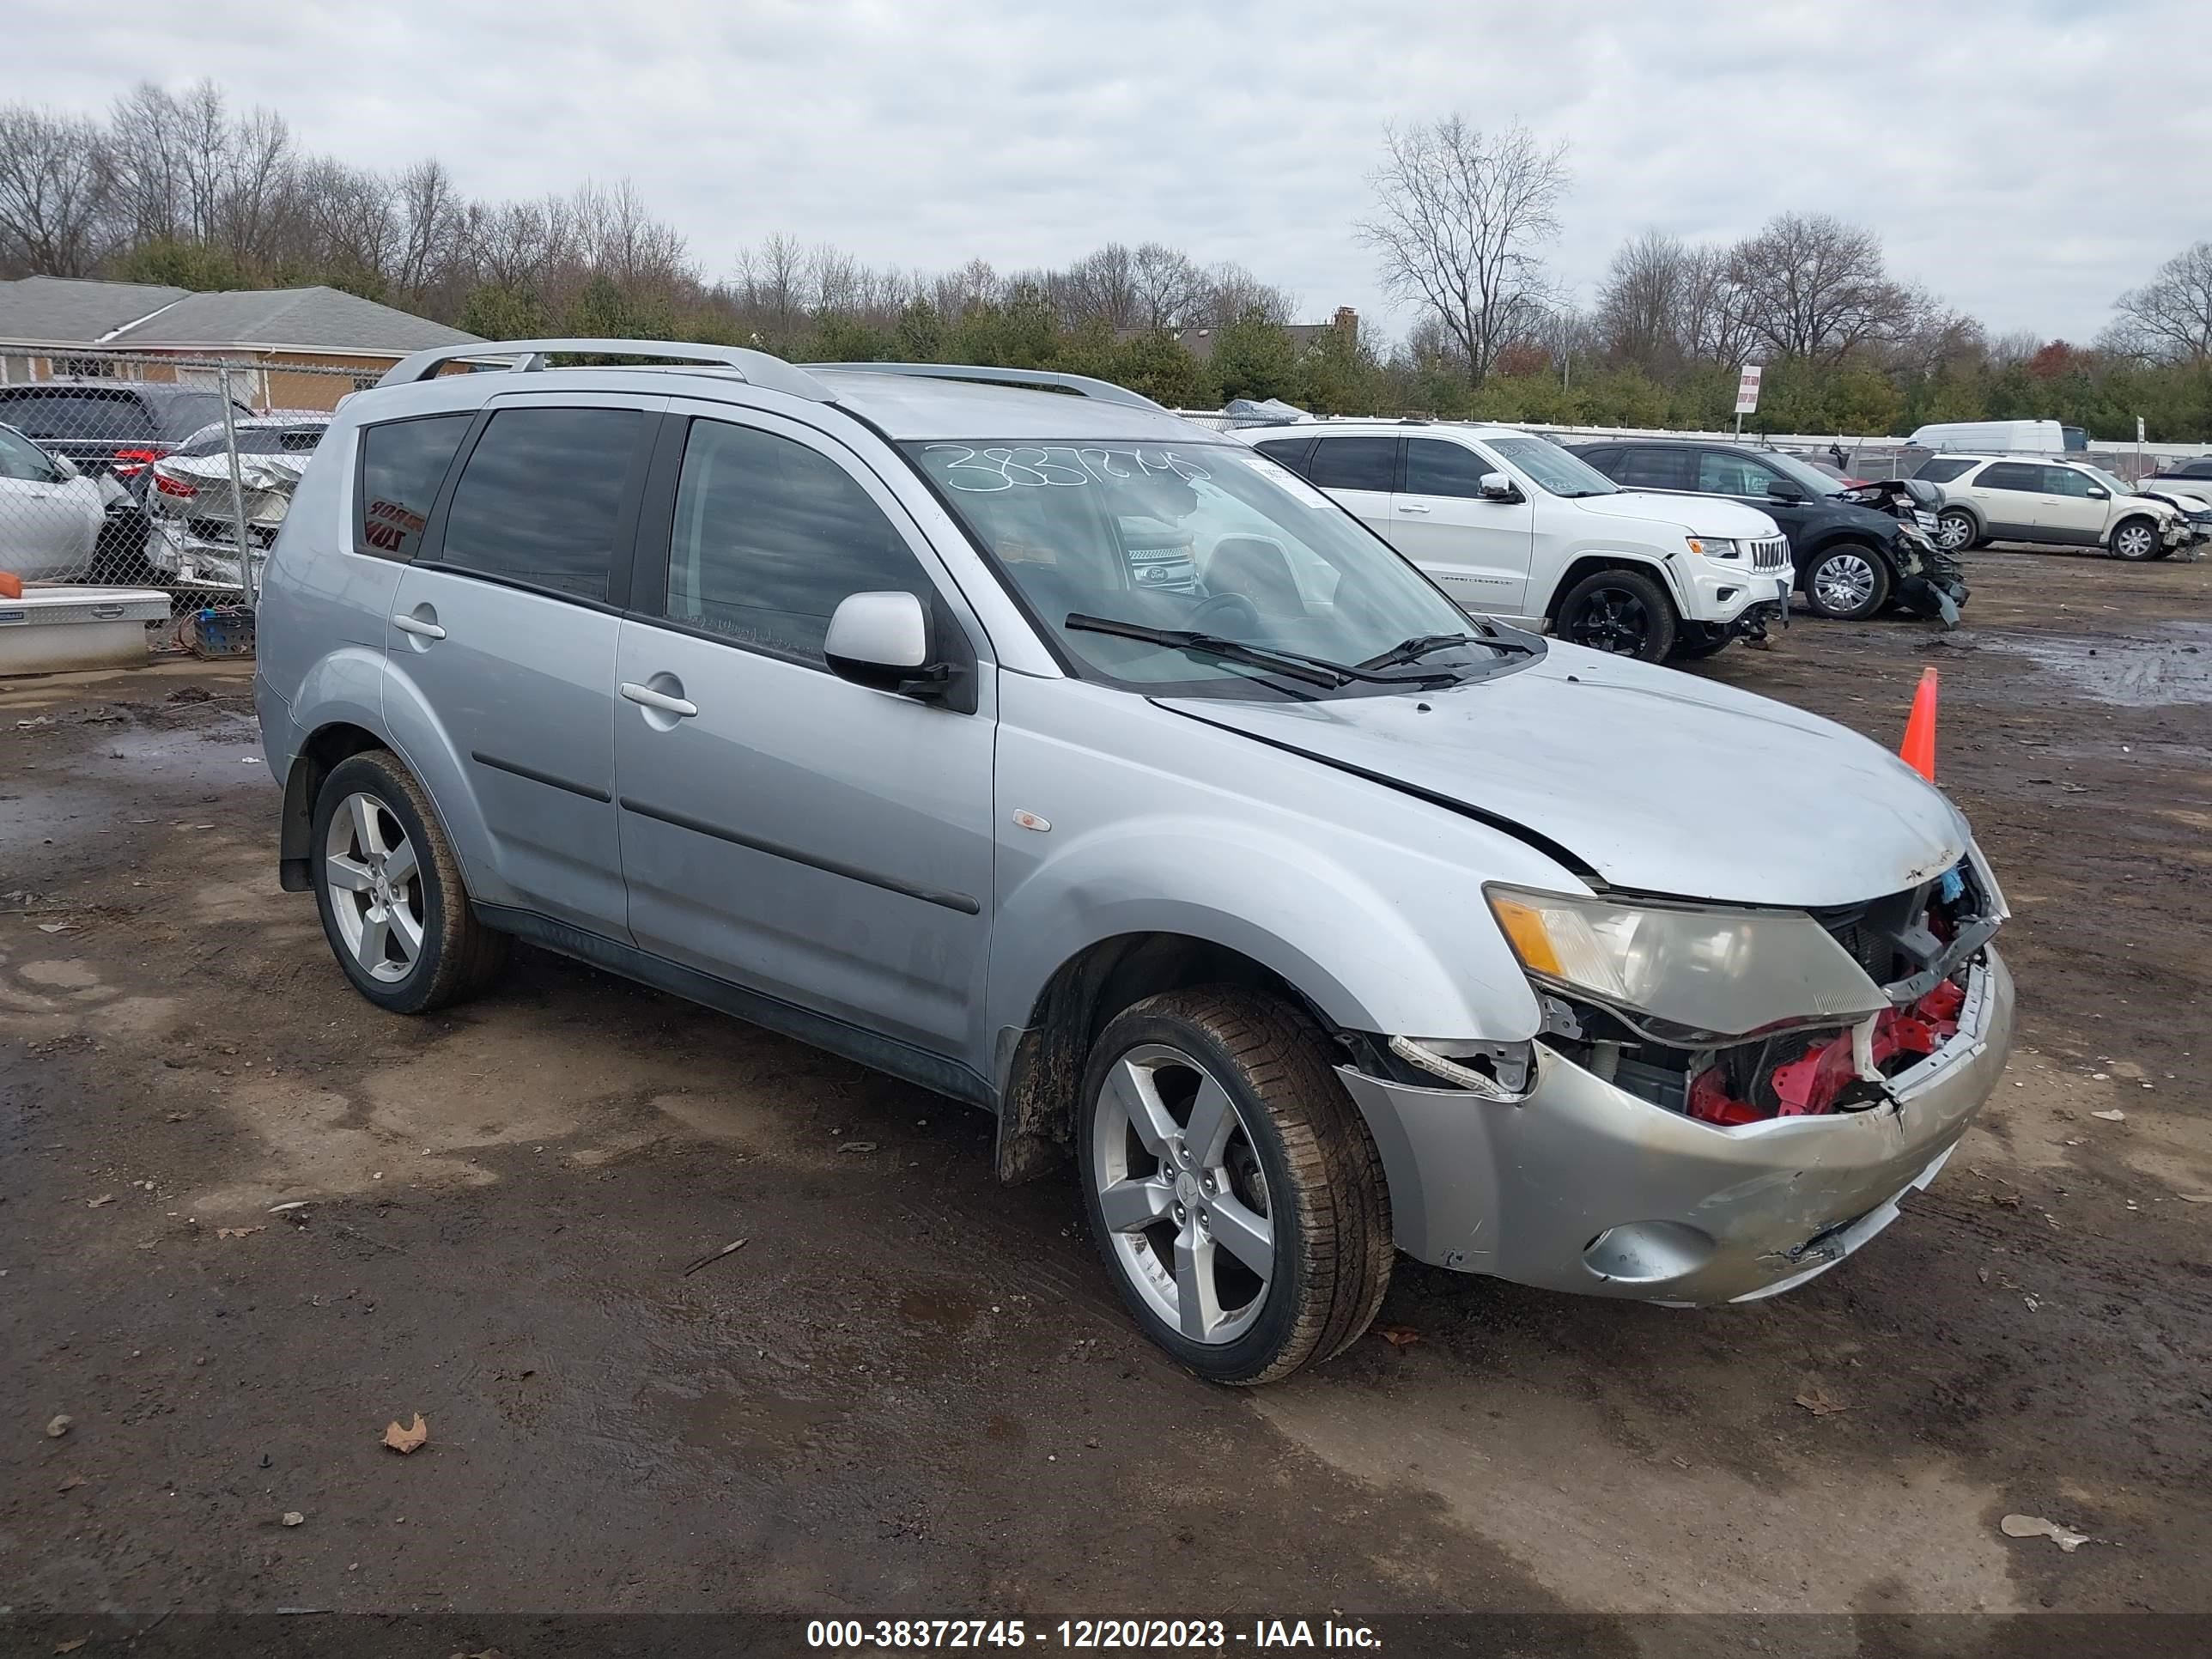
[49,453,81,482]
[2086,486,2110,501]
[1478,471,1519,502]
[823,590,947,699]
[1765,478,1807,502]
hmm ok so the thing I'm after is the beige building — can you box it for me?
[0,276,480,410]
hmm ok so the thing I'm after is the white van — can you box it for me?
[1905,419,2086,455]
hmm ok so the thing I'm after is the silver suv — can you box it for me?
[256,340,2016,1383]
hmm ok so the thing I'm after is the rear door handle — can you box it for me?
[392,614,446,640]
[620,681,698,718]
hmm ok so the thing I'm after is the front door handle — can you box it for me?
[392,613,446,640]
[1398,501,1431,514]
[620,681,698,718]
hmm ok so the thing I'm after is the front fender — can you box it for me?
[1549,546,1689,614]
[987,814,1546,1089]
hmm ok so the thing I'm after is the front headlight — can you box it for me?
[1685,536,1741,559]
[1485,885,1887,1043]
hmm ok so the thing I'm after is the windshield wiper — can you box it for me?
[1359,629,1536,671]
[1063,614,1350,688]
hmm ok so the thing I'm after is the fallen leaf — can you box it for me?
[382,1413,428,1454]
[37,921,73,933]
[2089,1109,2126,1122]
[1795,1387,1850,1416]
[2178,1194,2212,1205]
[282,1510,305,1527]
[57,1473,85,1492]
[1376,1326,1422,1349]
[216,1226,264,1239]
[1990,1193,2021,1208]
[837,1140,878,1154]
[46,1414,71,1438]
[85,1194,115,1208]
[2000,1512,2090,1551]
[56,1640,86,1654]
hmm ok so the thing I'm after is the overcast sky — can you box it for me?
[9,0,2208,345]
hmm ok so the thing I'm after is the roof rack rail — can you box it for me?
[806,362,1165,411]
[375,339,832,402]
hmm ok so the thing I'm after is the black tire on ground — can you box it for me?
[309,749,507,1014]
[1933,508,1978,554]
[1555,567,1677,663]
[2109,516,2161,562]
[1076,986,1393,1385]
[1802,541,1893,621]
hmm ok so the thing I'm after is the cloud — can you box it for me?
[7,0,2205,343]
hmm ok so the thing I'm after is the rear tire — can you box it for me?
[1555,568,1678,664]
[1933,508,1977,553]
[309,749,507,1014]
[1077,987,1392,1385]
[2109,517,2160,561]
[1803,543,1892,620]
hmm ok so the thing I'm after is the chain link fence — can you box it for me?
[0,349,363,657]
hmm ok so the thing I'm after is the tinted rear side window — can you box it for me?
[664,418,934,666]
[1914,458,1974,483]
[356,414,471,561]
[1251,436,1315,475]
[1613,446,1693,490]
[153,395,229,441]
[0,390,154,441]
[1306,436,1398,492]
[1402,438,1492,497]
[1978,462,2043,492]
[438,407,647,600]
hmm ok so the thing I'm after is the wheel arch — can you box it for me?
[2110,511,2162,549]
[278,721,389,891]
[1540,551,1685,624]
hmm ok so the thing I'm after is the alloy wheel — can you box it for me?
[1934,512,1974,551]
[1091,1043,1275,1345]
[1813,551,1878,615]
[323,792,425,984]
[1568,586,1652,654]
[2113,523,2156,559]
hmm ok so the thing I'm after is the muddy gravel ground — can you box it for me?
[3,550,2209,1652]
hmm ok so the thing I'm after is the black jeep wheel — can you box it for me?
[1556,568,1677,663]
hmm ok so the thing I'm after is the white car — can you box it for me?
[0,422,108,581]
[1245,422,1791,662]
[1914,454,2210,560]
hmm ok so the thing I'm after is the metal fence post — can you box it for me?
[216,365,256,609]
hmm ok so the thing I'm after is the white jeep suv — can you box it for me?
[1247,422,1792,662]
[1915,454,2210,560]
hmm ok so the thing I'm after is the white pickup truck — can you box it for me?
[1244,421,1792,663]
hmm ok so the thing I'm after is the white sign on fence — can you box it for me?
[1735,365,1764,416]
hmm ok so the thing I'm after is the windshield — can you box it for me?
[1764,450,1847,497]
[907,441,1527,694]
[1484,435,1616,497]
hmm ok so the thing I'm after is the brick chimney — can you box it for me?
[1333,306,1358,342]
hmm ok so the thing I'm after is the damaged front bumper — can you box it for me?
[1335,947,2014,1305]
[146,521,269,592]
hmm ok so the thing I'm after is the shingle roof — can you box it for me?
[111,287,478,354]
[0,276,477,356]
[0,276,191,344]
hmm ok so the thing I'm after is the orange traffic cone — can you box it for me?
[0,571,21,600]
[1899,665,1938,781]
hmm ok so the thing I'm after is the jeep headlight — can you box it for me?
[1485,885,1887,1043]
[1686,536,1741,559]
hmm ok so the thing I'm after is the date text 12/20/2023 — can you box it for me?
[805,1618,1382,1650]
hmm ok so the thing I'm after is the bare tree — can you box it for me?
[1130,242,1204,330]
[2106,241,2212,363]
[1725,212,1914,363]
[1196,261,1293,330]
[1595,229,1692,372]
[1358,116,1570,386]
[0,106,113,275]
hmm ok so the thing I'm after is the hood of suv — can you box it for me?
[1575,489,1781,539]
[1156,646,1966,908]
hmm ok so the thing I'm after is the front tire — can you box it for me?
[1077,988,1392,1385]
[1555,568,1677,663]
[1804,543,1892,620]
[2109,517,2160,561]
[310,750,507,1014]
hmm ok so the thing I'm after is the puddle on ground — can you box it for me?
[1977,621,2212,708]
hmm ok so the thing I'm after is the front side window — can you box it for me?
[906,440,1528,697]
[2041,465,2096,498]
[1402,438,1492,498]
[0,425,61,483]
[439,406,647,600]
[1697,451,1780,497]
[356,414,471,561]
[1305,436,1398,493]
[665,419,936,665]
[1250,436,1315,476]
